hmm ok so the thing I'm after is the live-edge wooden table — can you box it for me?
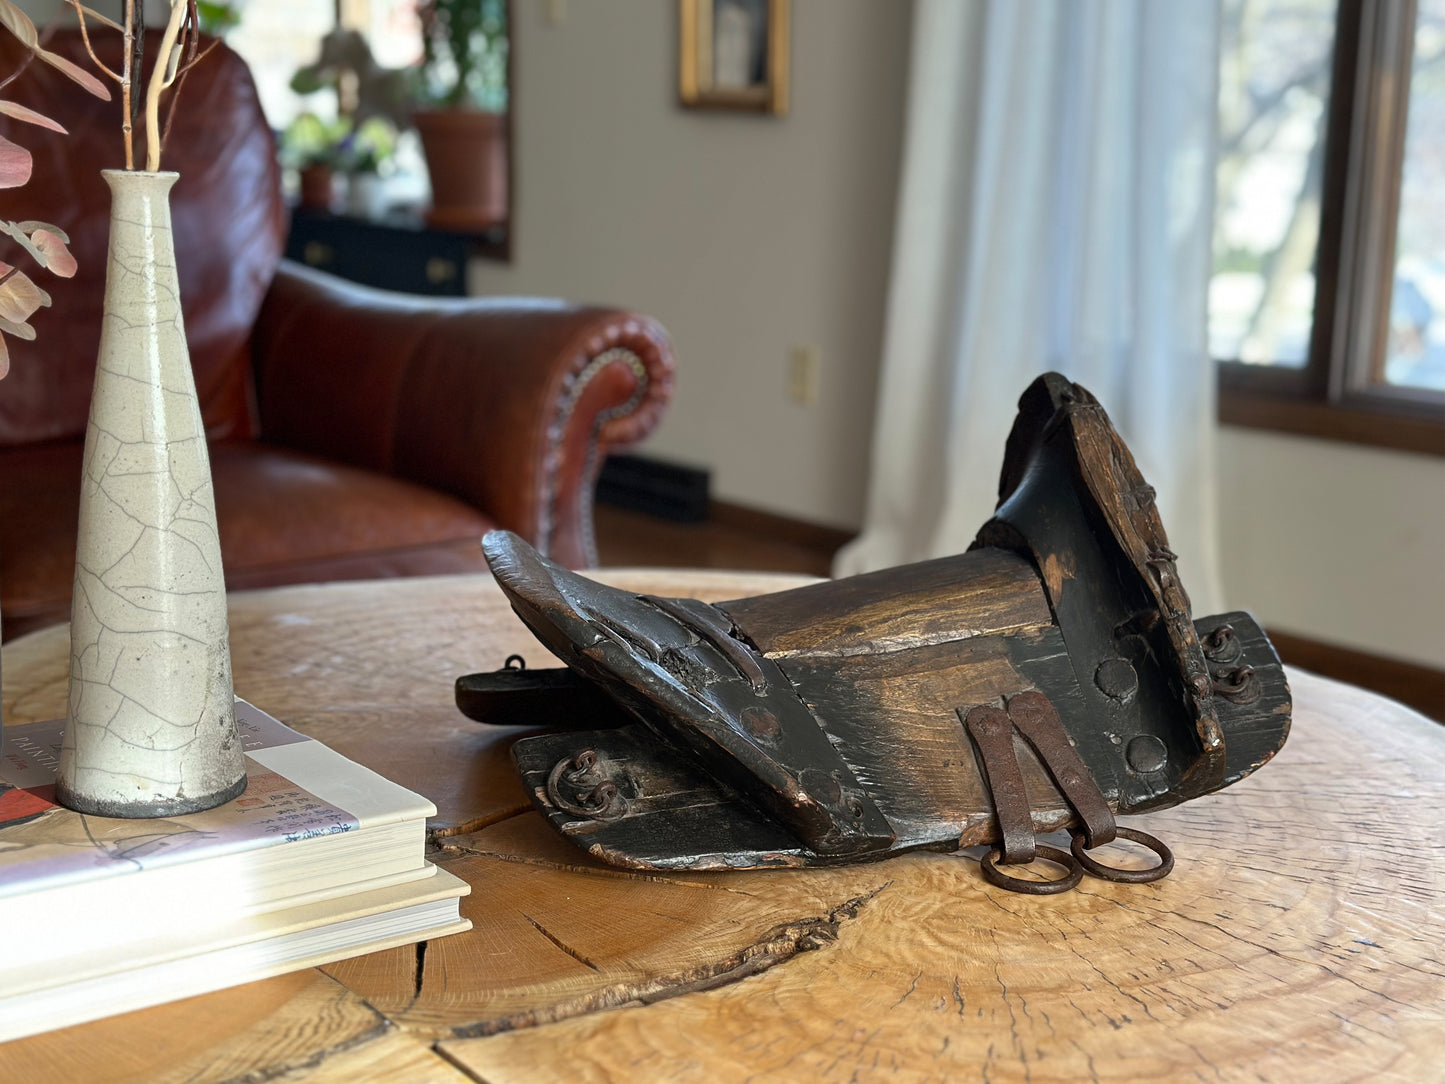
[1,571,1441,1084]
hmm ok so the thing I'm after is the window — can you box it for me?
[1212,0,1445,454]
[226,0,424,130]
[226,0,432,208]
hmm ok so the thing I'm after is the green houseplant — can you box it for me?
[280,111,350,209]
[411,0,508,231]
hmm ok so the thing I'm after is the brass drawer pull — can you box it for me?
[302,241,334,267]
[426,257,459,284]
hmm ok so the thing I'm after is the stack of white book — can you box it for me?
[0,700,470,1042]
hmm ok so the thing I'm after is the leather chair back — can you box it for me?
[0,30,285,445]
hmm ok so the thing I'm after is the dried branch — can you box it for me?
[121,0,142,169]
[160,35,220,158]
[144,0,189,171]
[0,39,34,93]
[127,0,144,120]
[65,1,120,83]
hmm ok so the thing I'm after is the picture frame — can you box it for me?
[678,0,790,116]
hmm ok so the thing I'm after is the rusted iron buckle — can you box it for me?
[963,690,1173,894]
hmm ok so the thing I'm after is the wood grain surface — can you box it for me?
[2,570,1442,1083]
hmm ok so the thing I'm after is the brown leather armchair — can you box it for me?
[0,34,673,641]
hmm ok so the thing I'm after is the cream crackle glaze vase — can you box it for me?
[56,170,246,818]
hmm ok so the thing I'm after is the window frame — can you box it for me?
[1217,0,1445,456]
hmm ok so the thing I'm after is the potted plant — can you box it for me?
[338,115,397,217]
[287,29,407,216]
[411,0,508,231]
[280,111,350,210]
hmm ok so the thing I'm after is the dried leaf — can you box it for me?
[0,100,66,133]
[0,220,44,265]
[67,2,123,31]
[13,221,70,243]
[30,228,76,277]
[0,260,11,276]
[36,49,111,100]
[0,269,50,324]
[0,133,31,188]
[0,0,110,100]
[0,313,37,340]
[0,332,9,380]
[0,0,40,50]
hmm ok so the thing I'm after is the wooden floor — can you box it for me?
[594,505,843,578]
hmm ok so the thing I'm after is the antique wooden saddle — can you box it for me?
[457,374,1291,893]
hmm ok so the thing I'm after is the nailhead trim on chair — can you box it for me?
[541,332,663,564]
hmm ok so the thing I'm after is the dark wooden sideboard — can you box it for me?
[285,207,508,297]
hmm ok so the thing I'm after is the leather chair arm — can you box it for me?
[252,261,675,566]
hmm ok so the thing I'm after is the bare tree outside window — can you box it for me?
[1211,0,1336,369]
[1214,0,1445,452]
[1385,0,1445,391]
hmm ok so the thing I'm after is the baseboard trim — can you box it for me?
[709,500,857,556]
[1266,629,1444,723]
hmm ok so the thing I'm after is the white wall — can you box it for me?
[1217,430,1444,669]
[479,0,1443,670]
[469,0,911,529]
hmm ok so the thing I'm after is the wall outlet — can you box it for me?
[788,346,820,406]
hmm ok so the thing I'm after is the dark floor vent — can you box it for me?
[596,455,711,522]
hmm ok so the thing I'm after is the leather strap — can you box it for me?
[961,705,1037,864]
[962,692,1119,862]
[1006,691,1117,849]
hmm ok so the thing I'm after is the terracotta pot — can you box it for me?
[298,163,335,211]
[413,110,508,231]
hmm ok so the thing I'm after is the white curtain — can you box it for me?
[838,0,1224,616]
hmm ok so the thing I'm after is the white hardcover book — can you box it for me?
[0,865,472,1042]
[0,700,437,966]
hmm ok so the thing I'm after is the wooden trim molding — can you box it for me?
[1219,386,1445,456]
[1266,628,1444,722]
[709,500,857,556]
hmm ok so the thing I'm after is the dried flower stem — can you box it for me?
[61,0,210,172]
[160,2,217,159]
[69,4,118,83]
[120,0,133,170]
[0,44,35,93]
[144,0,187,171]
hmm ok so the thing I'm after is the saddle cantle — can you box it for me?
[457,374,1291,892]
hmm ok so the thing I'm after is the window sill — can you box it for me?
[1218,385,1445,457]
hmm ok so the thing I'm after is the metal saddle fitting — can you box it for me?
[962,690,1173,895]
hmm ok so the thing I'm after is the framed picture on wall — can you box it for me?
[678,0,790,115]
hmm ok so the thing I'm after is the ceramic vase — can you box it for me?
[56,170,246,818]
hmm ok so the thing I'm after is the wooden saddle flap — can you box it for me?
[500,608,1286,870]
